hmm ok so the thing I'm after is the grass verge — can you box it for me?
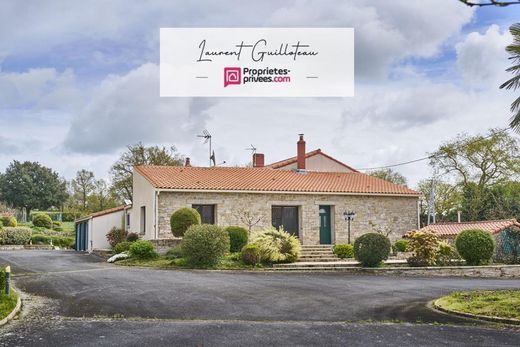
[436,290,520,320]
[117,253,264,270]
[0,292,18,321]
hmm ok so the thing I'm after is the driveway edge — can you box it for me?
[0,292,21,327]
[432,299,520,326]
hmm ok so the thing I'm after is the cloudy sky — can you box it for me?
[0,0,519,187]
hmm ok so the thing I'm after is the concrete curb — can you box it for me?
[0,292,21,327]
[433,299,520,325]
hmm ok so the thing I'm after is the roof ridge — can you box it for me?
[429,219,516,225]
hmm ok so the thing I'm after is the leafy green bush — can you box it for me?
[251,227,301,263]
[106,227,128,248]
[436,241,460,266]
[393,239,409,252]
[32,213,53,228]
[0,227,32,245]
[31,234,51,245]
[0,215,17,227]
[165,245,183,260]
[170,208,201,237]
[129,240,158,260]
[225,226,248,252]
[181,224,230,267]
[126,232,139,242]
[333,244,354,258]
[0,220,3,229]
[353,233,391,267]
[455,229,495,266]
[52,221,63,231]
[241,244,261,265]
[406,231,439,267]
[114,241,133,254]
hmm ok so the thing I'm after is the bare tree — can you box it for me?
[233,208,264,236]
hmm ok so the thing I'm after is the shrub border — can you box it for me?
[432,297,520,325]
[0,290,21,327]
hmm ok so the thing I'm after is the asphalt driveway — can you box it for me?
[1,250,520,346]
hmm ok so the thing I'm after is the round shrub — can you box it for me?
[106,227,128,248]
[333,244,354,259]
[126,232,139,242]
[0,227,32,245]
[241,244,261,265]
[353,233,391,267]
[181,224,230,267]
[394,239,409,253]
[129,240,158,260]
[455,229,495,266]
[32,213,52,229]
[114,241,133,254]
[1,215,17,227]
[170,208,201,237]
[225,226,248,252]
[251,227,301,263]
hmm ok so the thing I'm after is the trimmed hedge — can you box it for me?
[353,233,391,267]
[0,227,32,245]
[241,244,261,265]
[170,208,201,237]
[129,240,158,260]
[181,224,230,267]
[455,229,495,266]
[333,244,354,259]
[31,234,75,248]
[225,226,248,252]
[32,213,53,229]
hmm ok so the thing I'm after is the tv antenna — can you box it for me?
[245,144,257,155]
[197,130,212,166]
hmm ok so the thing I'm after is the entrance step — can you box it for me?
[299,244,337,263]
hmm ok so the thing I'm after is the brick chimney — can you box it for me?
[297,134,306,170]
[184,157,191,167]
[252,153,265,167]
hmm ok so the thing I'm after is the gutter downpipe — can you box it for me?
[155,191,160,239]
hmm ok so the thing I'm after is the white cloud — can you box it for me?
[266,0,474,79]
[456,24,512,88]
[0,68,79,110]
[63,63,214,154]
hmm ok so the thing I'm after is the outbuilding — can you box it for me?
[75,205,131,252]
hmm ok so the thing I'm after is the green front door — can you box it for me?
[319,205,332,244]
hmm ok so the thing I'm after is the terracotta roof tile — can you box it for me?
[419,219,520,236]
[75,205,128,222]
[134,165,419,196]
[267,149,358,172]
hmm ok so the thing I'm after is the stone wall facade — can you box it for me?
[157,191,418,244]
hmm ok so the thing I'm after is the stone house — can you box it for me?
[129,135,420,245]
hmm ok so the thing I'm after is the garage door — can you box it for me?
[75,221,89,251]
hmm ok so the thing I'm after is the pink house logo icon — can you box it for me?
[224,67,241,87]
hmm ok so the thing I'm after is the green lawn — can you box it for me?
[0,292,18,321]
[117,254,262,270]
[436,290,520,320]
